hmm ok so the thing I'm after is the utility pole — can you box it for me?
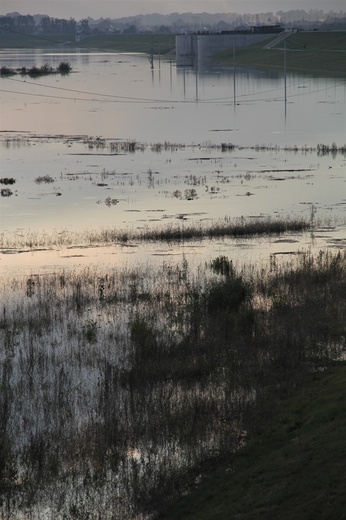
[233,36,236,106]
[183,66,186,98]
[284,41,287,110]
[195,68,198,101]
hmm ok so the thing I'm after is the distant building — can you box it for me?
[251,25,284,34]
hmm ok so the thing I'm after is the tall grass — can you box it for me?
[0,249,345,518]
[0,217,310,251]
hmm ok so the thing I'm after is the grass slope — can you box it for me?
[157,362,346,520]
[216,31,346,77]
[0,30,76,48]
[77,34,176,54]
[0,31,175,54]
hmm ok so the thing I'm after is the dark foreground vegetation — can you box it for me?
[0,248,345,518]
[158,362,346,520]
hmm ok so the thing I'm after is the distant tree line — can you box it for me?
[0,14,89,35]
[0,10,345,36]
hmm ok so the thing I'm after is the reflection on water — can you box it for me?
[2,226,346,277]
[0,49,345,270]
[1,136,345,234]
[1,49,345,144]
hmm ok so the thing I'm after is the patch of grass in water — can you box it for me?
[35,175,55,184]
[0,217,310,251]
[137,217,310,242]
[1,62,72,77]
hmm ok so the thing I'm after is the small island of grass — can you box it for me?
[0,61,72,77]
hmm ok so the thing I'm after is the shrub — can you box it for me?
[206,276,249,315]
[82,319,99,344]
[210,256,234,277]
[1,189,13,197]
[0,66,15,76]
[57,61,72,74]
[0,178,15,185]
[130,314,157,364]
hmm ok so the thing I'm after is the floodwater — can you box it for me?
[1,49,346,272]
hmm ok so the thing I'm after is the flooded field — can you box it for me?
[1,132,346,274]
[0,48,346,519]
[1,50,346,272]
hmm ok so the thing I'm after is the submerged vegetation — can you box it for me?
[34,174,55,184]
[0,178,15,185]
[0,249,345,518]
[1,134,346,156]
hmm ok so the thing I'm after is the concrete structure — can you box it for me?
[176,32,280,67]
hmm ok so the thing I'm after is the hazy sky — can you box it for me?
[1,1,345,19]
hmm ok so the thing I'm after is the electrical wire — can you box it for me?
[2,76,188,103]
[1,74,344,106]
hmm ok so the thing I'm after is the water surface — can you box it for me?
[1,49,345,271]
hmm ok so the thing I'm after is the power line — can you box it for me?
[1,78,344,106]
[0,73,345,104]
[2,76,186,103]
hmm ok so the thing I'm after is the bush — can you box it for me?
[0,66,15,76]
[210,256,234,277]
[82,319,98,344]
[1,189,13,197]
[130,314,157,364]
[206,276,249,315]
[57,61,72,74]
[0,178,15,185]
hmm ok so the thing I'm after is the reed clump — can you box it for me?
[0,217,310,251]
[136,217,310,242]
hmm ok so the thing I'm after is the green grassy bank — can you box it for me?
[0,31,77,48]
[0,30,175,54]
[216,31,346,77]
[157,362,346,520]
[77,34,176,54]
